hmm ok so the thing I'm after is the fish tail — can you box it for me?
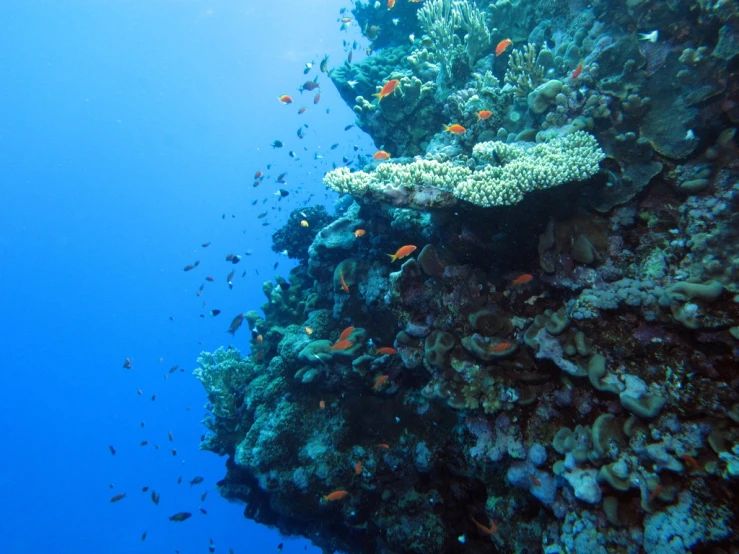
[387,254,396,262]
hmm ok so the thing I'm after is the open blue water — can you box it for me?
[1,1,371,552]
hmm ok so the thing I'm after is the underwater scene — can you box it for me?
[4,0,739,552]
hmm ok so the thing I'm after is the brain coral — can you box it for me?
[323,131,605,208]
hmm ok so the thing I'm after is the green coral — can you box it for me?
[504,43,546,97]
[324,131,605,208]
[417,0,491,87]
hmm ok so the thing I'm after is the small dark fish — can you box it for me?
[171,448,177,456]
[151,394,156,401]
[226,253,234,261]
[142,486,149,492]
[277,173,287,183]
[353,145,359,151]
[222,214,225,219]
[183,264,195,272]
[108,445,116,456]
[110,493,126,503]
[231,255,241,264]
[209,538,215,553]
[343,156,350,163]
[344,124,354,131]
[140,440,148,446]
[297,127,305,139]
[271,140,283,148]
[190,476,204,486]
[492,149,502,165]
[141,531,147,542]
[168,365,178,374]
[202,242,211,247]
[211,309,221,317]
[279,282,291,291]
[200,507,208,515]
[258,212,268,219]
[251,199,258,206]
[227,270,234,283]
[314,92,321,104]
[289,151,297,158]
[140,421,145,428]
[177,476,182,484]
[277,543,284,552]
[273,262,279,270]
[122,358,133,369]
[300,79,320,92]
[320,54,329,73]
[108,483,114,489]
[168,512,192,522]
[347,50,353,64]
[228,313,245,336]
[262,222,270,226]
[201,491,208,501]
[168,430,174,441]
[330,143,339,150]
[205,276,215,282]
[151,490,160,505]
[275,189,289,198]
[255,269,260,275]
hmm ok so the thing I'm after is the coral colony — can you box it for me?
[194,0,739,552]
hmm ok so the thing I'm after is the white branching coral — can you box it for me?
[417,0,491,82]
[323,131,606,208]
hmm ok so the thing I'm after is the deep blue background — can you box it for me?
[0,1,372,552]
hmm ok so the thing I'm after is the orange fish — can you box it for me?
[254,170,263,179]
[305,327,313,335]
[375,347,397,355]
[571,62,583,79]
[443,123,466,134]
[387,244,417,262]
[355,461,363,475]
[339,270,350,293]
[511,273,534,286]
[330,340,354,351]
[529,474,541,486]
[373,79,400,101]
[470,515,497,535]
[376,443,390,449]
[319,399,326,409]
[297,107,307,114]
[488,342,511,353]
[373,375,389,390]
[323,490,349,501]
[255,334,263,344]
[649,484,663,502]
[314,92,321,104]
[278,95,293,104]
[373,150,391,160]
[339,326,355,341]
[477,110,493,120]
[387,0,395,8]
[681,453,701,471]
[495,38,513,56]
[354,229,366,237]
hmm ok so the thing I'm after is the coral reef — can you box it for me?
[196,0,739,552]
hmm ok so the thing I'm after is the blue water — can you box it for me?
[1,1,371,552]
